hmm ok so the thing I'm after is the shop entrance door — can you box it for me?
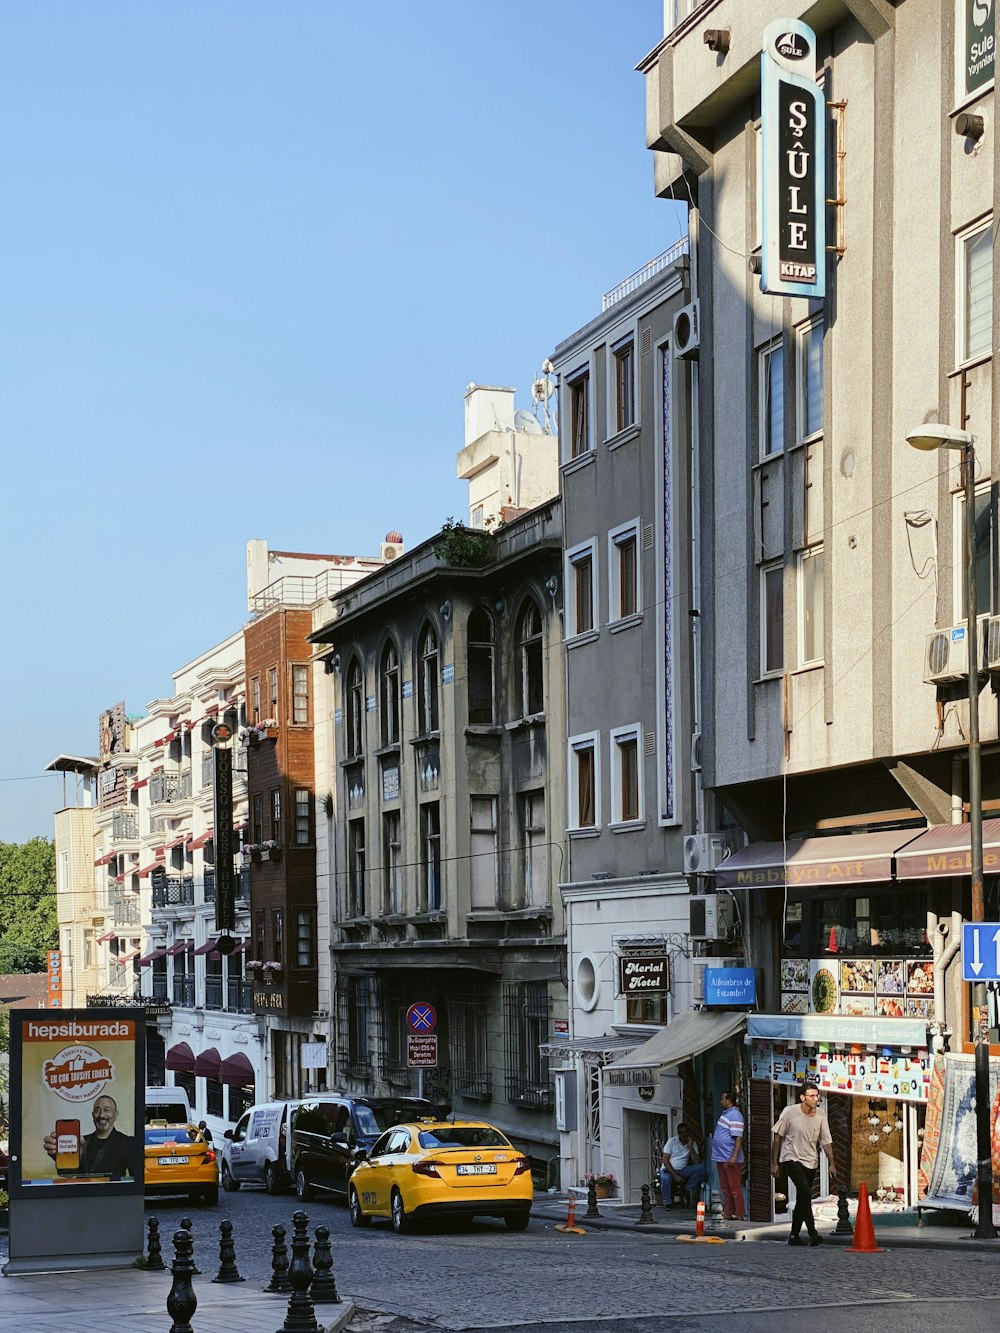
[827,1092,914,1206]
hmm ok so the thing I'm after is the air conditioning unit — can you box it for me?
[923,617,987,684]
[987,615,1000,671]
[689,894,735,942]
[381,541,403,562]
[673,301,700,360]
[683,833,729,875]
[692,956,743,1005]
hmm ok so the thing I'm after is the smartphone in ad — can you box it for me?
[55,1118,81,1174]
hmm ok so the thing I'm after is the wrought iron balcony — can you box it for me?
[109,960,135,990]
[151,975,169,1001]
[112,811,139,840]
[237,868,250,905]
[227,977,254,1013]
[172,974,195,1007]
[203,869,216,903]
[113,894,141,927]
[150,770,193,805]
[205,974,224,1010]
[152,875,195,909]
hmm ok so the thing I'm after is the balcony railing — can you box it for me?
[150,771,193,805]
[237,868,250,904]
[109,960,134,990]
[172,974,195,1007]
[151,974,169,1001]
[602,237,690,311]
[113,811,139,839]
[227,977,254,1013]
[113,894,141,927]
[202,752,247,787]
[205,974,224,1010]
[203,869,216,903]
[152,875,195,908]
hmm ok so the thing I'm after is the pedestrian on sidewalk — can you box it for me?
[771,1081,836,1247]
[712,1090,745,1221]
[660,1123,704,1208]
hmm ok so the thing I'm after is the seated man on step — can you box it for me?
[660,1122,704,1208]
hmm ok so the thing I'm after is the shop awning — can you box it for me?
[165,1041,196,1072]
[748,1013,929,1047]
[96,930,116,944]
[539,1035,642,1060]
[194,1046,222,1079]
[137,862,164,878]
[894,817,1000,880]
[190,830,214,850]
[94,852,116,867]
[218,1052,255,1087]
[603,1011,746,1083]
[715,829,923,890]
[193,938,219,956]
[165,940,192,956]
[137,948,167,966]
[117,949,140,963]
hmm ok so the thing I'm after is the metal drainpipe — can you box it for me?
[688,209,704,836]
[932,910,962,1037]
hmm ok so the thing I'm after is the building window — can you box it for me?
[613,337,635,432]
[517,598,544,717]
[379,641,400,745]
[611,726,641,823]
[470,797,498,909]
[268,668,279,722]
[382,811,401,914]
[797,319,824,442]
[520,790,546,907]
[295,909,315,968]
[348,819,366,918]
[961,219,993,364]
[346,658,364,758]
[622,949,668,1024]
[420,802,441,911]
[567,541,596,636]
[254,910,265,961]
[568,368,590,459]
[569,734,599,830]
[270,788,281,845]
[761,562,784,676]
[418,624,439,733]
[251,676,261,724]
[759,338,785,457]
[503,981,551,1107]
[252,792,264,846]
[272,908,283,964]
[336,975,372,1079]
[955,484,993,619]
[294,788,311,846]
[797,546,825,666]
[447,991,492,1100]
[205,1077,224,1118]
[467,609,495,725]
[291,664,309,725]
[608,521,639,621]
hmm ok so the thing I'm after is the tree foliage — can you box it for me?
[0,838,57,974]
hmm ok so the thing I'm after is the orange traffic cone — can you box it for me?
[845,1183,886,1254]
[695,1200,706,1237]
[555,1194,586,1235]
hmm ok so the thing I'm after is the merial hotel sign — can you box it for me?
[760,19,826,300]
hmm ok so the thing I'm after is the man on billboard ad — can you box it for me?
[9,1008,144,1198]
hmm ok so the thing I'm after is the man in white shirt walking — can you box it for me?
[771,1080,836,1246]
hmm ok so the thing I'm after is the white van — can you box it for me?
[145,1085,193,1126]
[220,1100,299,1194]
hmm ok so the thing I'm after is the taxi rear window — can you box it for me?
[145,1127,200,1145]
[417,1127,509,1149]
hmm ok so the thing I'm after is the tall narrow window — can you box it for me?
[760,339,785,457]
[470,797,498,909]
[272,908,283,964]
[956,486,993,619]
[797,320,824,441]
[761,562,784,675]
[252,792,264,846]
[294,789,311,846]
[270,788,282,845]
[346,659,364,758]
[418,625,439,733]
[520,790,546,907]
[797,546,825,666]
[295,909,315,968]
[268,668,279,722]
[613,339,635,431]
[254,910,265,962]
[963,221,993,364]
[609,523,639,620]
[568,546,595,635]
[382,811,401,914]
[569,737,598,830]
[291,665,309,724]
[569,370,590,458]
[348,819,366,917]
[612,729,640,823]
[518,599,544,717]
[467,609,495,724]
[379,641,400,745]
[420,802,441,911]
[251,676,261,724]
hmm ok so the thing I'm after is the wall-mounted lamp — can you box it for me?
[703,28,730,55]
[544,575,559,598]
[439,601,451,622]
[330,653,341,672]
[748,253,762,275]
[495,600,506,615]
[956,111,986,141]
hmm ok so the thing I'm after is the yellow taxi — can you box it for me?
[144,1122,219,1206]
[347,1119,533,1234]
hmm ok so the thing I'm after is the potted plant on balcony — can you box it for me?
[260,839,281,862]
[246,959,263,975]
[583,1171,616,1200]
[262,960,284,980]
[242,843,263,864]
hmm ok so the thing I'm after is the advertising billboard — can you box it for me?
[9,1009,145,1199]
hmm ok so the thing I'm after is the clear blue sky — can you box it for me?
[0,2,683,842]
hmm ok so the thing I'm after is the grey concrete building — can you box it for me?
[642,0,1000,1222]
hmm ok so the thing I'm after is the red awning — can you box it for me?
[205,704,220,716]
[165,940,192,956]
[138,948,167,966]
[233,939,250,954]
[165,1042,196,1072]
[895,818,1000,880]
[133,777,149,790]
[193,939,219,956]
[233,820,248,832]
[117,949,140,963]
[190,830,214,850]
[137,862,164,878]
[166,835,186,849]
[714,829,922,890]
[96,930,116,944]
[94,852,116,867]
[218,1052,255,1087]
[194,1046,222,1079]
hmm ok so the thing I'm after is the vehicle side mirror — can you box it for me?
[328,1132,349,1148]
[224,1129,233,1140]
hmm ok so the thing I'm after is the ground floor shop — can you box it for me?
[157,1014,264,1136]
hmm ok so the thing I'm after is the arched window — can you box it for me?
[379,640,400,746]
[467,609,495,725]
[517,599,544,717]
[346,658,364,758]
[418,624,439,733]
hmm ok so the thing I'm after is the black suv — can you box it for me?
[291,1095,441,1202]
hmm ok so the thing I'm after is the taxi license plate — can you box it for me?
[456,1164,497,1175]
[158,1156,188,1165]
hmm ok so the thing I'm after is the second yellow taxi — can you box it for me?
[144,1122,219,1206]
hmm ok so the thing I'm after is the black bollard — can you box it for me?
[277,1210,319,1333]
[310,1224,340,1304]
[166,1228,198,1333]
[584,1178,601,1219]
[835,1186,855,1237]
[636,1182,656,1225]
[265,1223,293,1294]
[180,1217,202,1275]
[146,1216,166,1271]
[212,1218,245,1284]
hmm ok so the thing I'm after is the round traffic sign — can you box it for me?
[406,1002,437,1034]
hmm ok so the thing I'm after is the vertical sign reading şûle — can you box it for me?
[760,19,826,300]
[964,0,995,97]
[213,744,236,934]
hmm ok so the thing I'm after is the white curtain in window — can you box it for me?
[966,226,993,361]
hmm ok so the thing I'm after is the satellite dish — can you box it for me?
[514,409,543,434]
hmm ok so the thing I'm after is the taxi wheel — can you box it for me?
[390,1188,412,1235]
[295,1169,314,1203]
[348,1184,371,1228]
[504,1210,530,1232]
[221,1164,240,1192]
[264,1163,281,1195]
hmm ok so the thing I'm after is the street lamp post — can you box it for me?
[907,422,995,1240]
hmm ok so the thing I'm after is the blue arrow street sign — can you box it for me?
[962,922,1000,982]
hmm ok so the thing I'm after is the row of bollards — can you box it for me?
[151,1208,340,1333]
